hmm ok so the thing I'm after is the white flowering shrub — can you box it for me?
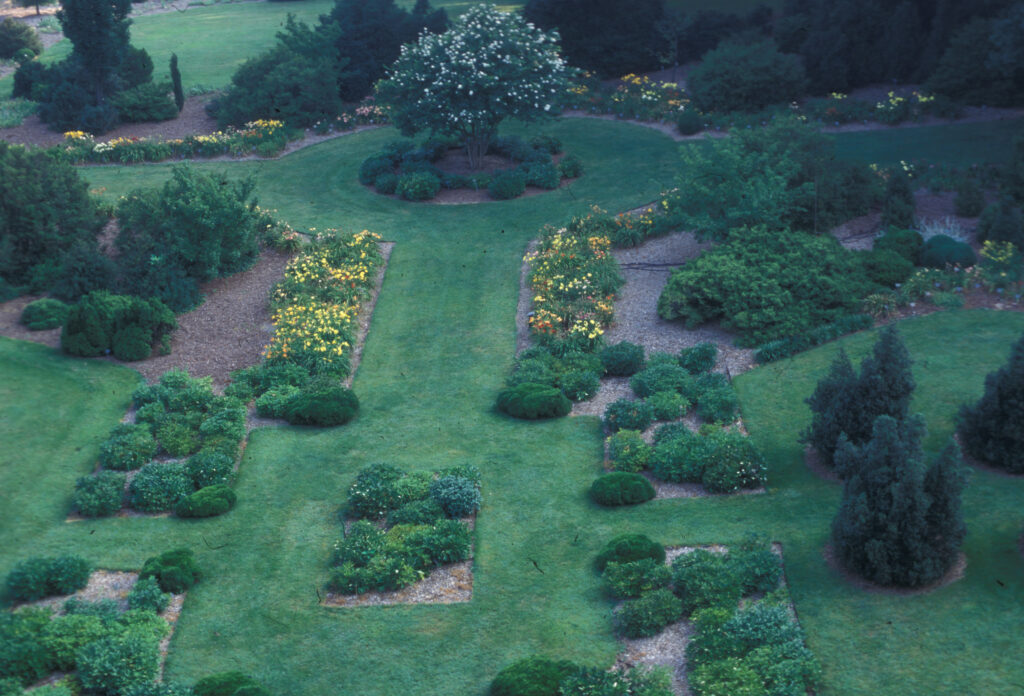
[376,4,568,169]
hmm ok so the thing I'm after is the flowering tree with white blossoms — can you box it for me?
[375,3,569,169]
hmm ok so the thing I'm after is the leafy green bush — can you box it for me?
[589,472,656,507]
[99,424,157,471]
[595,534,665,572]
[127,576,169,614]
[687,40,807,113]
[360,156,395,186]
[111,82,178,123]
[4,555,91,601]
[347,464,405,519]
[155,418,200,458]
[174,484,236,518]
[603,399,654,433]
[0,18,42,59]
[615,588,683,638]
[20,298,69,330]
[41,613,111,672]
[648,429,708,483]
[388,499,445,526]
[696,385,739,424]
[283,379,360,426]
[753,314,874,364]
[676,109,703,135]
[129,462,194,513]
[557,154,584,179]
[558,665,673,696]
[226,362,310,402]
[602,558,672,599]
[429,475,480,518]
[860,248,914,287]
[679,342,717,374]
[647,391,689,421]
[558,369,600,401]
[77,634,160,696]
[977,198,1024,249]
[0,607,52,685]
[375,172,399,195]
[488,170,528,200]
[254,384,299,418]
[630,364,695,399]
[607,429,652,472]
[331,520,384,567]
[671,550,743,616]
[919,234,977,269]
[958,332,1024,474]
[73,471,126,517]
[407,519,472,566]
[955,179,986,217]
[61,291,176,359]
[700,429,767,493]
[397,171,441,201]
[490,656,578,696]
[194,672,268,696]
[874,228,923,264]
[881,171,915,230]
[497,382,572,419]
[600,341,644,376]
[523,161,561,190]
[139,548,201,594]
[185,450,234,489]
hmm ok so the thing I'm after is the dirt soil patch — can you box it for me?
[322,560,474,608]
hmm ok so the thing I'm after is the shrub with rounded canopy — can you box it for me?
[283,379,359,426]
[589,472,656,507]
[496,382,571,420]
[958,331,1024,473]
[687,40,807,113]
[139,548,201,594]
[490,656,578,696]
[376,4,568,170]
[595,534,665,572]
[174,484,237,518]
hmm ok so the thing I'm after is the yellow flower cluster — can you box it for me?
[265,303,354,362]
[981,240,1018,267]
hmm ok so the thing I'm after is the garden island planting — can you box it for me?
[2,0,1024,694]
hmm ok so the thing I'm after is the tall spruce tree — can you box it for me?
[801,348,857,468]
[957,332,1024,473]
[57,0,133,102]
[832,415,966,587]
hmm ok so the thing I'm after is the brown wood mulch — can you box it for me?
[822,544,967,596]
[321,560,474,608]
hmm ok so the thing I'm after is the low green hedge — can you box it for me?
[589,472,656,507]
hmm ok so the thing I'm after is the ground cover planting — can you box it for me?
[2,5,1024,691]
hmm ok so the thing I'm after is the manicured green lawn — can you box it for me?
[4,117,1023,695]
[833,117,1024,167]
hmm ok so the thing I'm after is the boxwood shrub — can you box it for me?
[600,341,645,376]
[490,656,578,696]
[76,634,160,696]
[497,382,572,419]
[647,391,689,421]
[606,429,652,473]
[595,534,665,572]
[4,555,91,601]
[488,170,527,200]
[630,364,696,399]
[589,472,656,507]
[679,342,717,374]
[614,588,683,638]
[139,548,201,594]
[428,475,481,518]
[174,484,237,518]
[129,462,195,513]
[127,576,170,614]
[283,380,359,426]
[603,398,654,433]
[73,471,127,517]
[19,298,70,330]
[602,558,672,599]
[99,424,158,471]
[184,450,235,489]
[919,234,977,269]
[397,171,441,201]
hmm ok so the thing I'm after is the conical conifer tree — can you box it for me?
[923,440,968,573]
[957,332,1024,473]
[801,348,857,468]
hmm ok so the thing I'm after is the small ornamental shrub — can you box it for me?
[649,430,710,483]
[73,471,126,517]
[374,172,399,195]
[607,429,652,472]
[174,484,237,518]
[874,228,923,264]
[630,364,695,399]
[490,656,578,696]
[860,248,914,288]
[671,550,742,615]
[0,607,52,684]
[558,666,673,696]
[408,519,472,566]
[881,171,915,230]
[958,332,1024,473]
[676,109,703,135]
[731,548,782,595]
[127,576,169,614]
[701,430,767,493]
[198,405,245,443]
[589,472,656,507]
[647,391,689,421]
[600,341,645,376]
[0,19,42,60]
[688,40,807,113]
[524,162,561,190]
[389,498,445,526]
[185,450,234,489]
[497,382,572,419]
[429,475,481,518]
[977,198,1024,249]
[112,325,153,361]
[225,362,310,402]
[558,369,600,401]
[679,342,717,374]
[488,170,528,200]
[615,588,683,638]
[347,464,404,519]
[155,418,201,458]
[955,178,985,217]
[194,673,267,696]
[331,520,384,567]
[20,298,70,330]
[603,399,654,433]
[99,424,158,471]
[359,156,395,186]
[529,134,561,154]
[4,556,91,601]
[595,534,665,572]
[557,154,584,179]
[397,171,441,201]
[129,462,194,512]
[254,384,299,418]
[41,613,111,672]
[76,634,160,696]
[696,385,740,424]
[139,548,201,594]
[603,558,672,599]
[111,82,178,123]
[47,555,93,595]
[282,380,359,427]
[919,234,977,269]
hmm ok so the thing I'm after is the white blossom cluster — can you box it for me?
[376,4,568,142]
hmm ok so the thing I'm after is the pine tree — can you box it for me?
[57,0,133,102]
[801,348,857,468]
[170,53,184,113]
[832,415,965,587]
[957,332,1024,473]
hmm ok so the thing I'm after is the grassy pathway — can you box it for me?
[2,118,1022,695]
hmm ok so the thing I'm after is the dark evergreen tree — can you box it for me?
[880,2,924,82]
[801,348,857,468]
[170,53,184,113]
[832,415,965,587]
[57,0,133,102]
[957,332,1024,473]
[881,170,916,233]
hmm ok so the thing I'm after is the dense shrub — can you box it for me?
[881,171,915,230]
[630,364,695,399]
[20,298,69,330]
[429,475,480,517]
[154,418,200,457]
[615,588,683,638]
[647,391,689,421]
[676,109,703,136]
[557,369,600,401]
[41,613,110,672]
[73,471,126,517]
[557,154,584,179]
[99,424,158,471]
[874,228,923,264]
[490,655,578,696]
[129,462,194,513]
[860,248,914,287]
[919,234,977,269]
[958,332,1024,473]
[696,385,740,425]
[4,555,91,601]
[174,484,237,518]
[194,672,268,696]
[0,607,52,684]
[648,429,709,483]
[397,171,441,201]
[388,499,445,526]
[595,534,665,572]
[111,81,178,123]
[558,665,673,696]
[77,634,160,696]
[282,379,359,426]
[61,291,176,359]
[374,172,399,195]
[524,162,560,190]
[0,18,42,59]
[603,399,654,433]
[346,464,404,519]
[955,179,986,217]
[127,576,169,614]
[753,314,874,364]
[679,343,717,375]
[688,40,807,113]
[701,437,766,493]
[600,342,645,376]
[139,548,201,594]
[977,199,1024,249]
[488,170,527,200]
[607,429,652,473]
[589,472,656,507]
[602,558,672,599]
[497,382,572,420]
[671,550,742,616]
[185,450,235,489]
[226,362,310,402]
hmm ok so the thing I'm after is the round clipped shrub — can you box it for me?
[696,386,740,424]
[874,228,923,264]
[496,382,572,419]
[112,325,153,362]
[600,341,645,376]
[185,450,235,489]
[919,234,977,269]
[490,656,578,696]
[630,363,695,399]
[614,587,682,638]
[589,472,656,507]
[678,342,717,374]
[129,461,194,513]
[595,533,665,572]
[99,424,158,471]
[428,475,480,518]
[73,471,126,517]
[77,635,160,696]
[397,171,441,201]
[254,384,299,418]
[408,519,473,566]
[20,298,70,330]
[347,463,404,519]
[647,391,689,421]
[174,484,237,518]
[557,154,584,179]
[607,429,652,473]
[701,432,767,493]
[529,134,562,154]
[139,548,201,594]
[861,248,914,287]
[558,369,600,401]
[603,398,654,433]
[41,614,110,672]
[283,381,360,426]
[4,557,51,601]
[488,170,527,200]
[524,162,561,190]
[127,576,170,613]
[602,558,672,599]
[649,430,709,483]
[675,109,703,135]
[47,555,92,595]
[374,172,399,195]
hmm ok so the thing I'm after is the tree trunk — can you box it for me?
[465,124,491,171]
